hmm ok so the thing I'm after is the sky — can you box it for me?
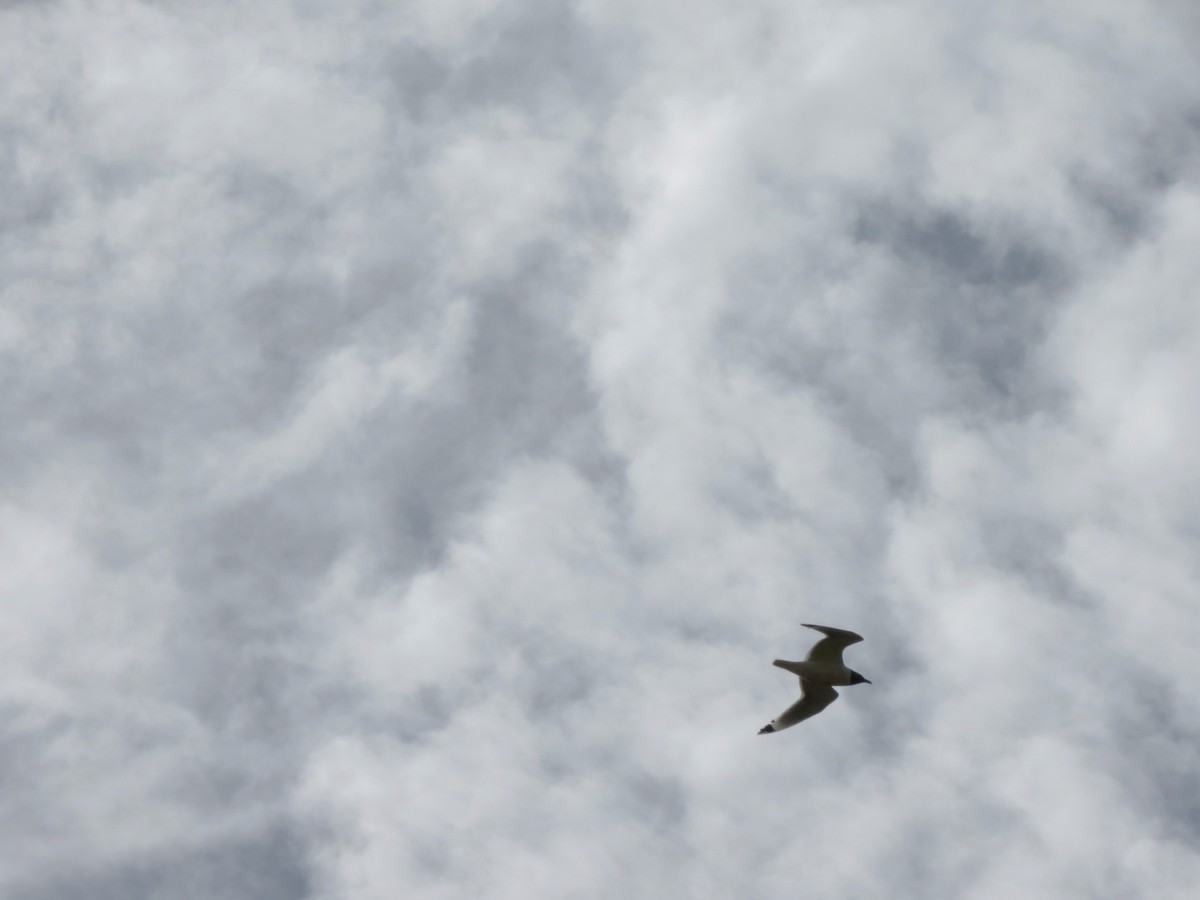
[4,0,1200,897]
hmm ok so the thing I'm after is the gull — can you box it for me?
[758,624,871,734]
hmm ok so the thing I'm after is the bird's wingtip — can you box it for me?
[758,724,775,735]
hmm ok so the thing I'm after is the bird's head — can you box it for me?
[849,670,871,685]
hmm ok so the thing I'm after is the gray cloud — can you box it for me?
[5,0,1200,898]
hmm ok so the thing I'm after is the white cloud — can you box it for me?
[5,0,1200,898]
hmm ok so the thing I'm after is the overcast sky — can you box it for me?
[5,1,1200,898]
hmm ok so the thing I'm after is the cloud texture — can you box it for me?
[4,1,1200,897]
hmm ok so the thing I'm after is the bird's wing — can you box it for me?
[802,623,864,665]
[769,680,839,730]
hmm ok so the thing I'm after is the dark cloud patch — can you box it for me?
[11,822,311,900]
[853,202,1069,415]
[0,146,61,232]
[386,43,453,123]
[854,205,1059,289]
[458,1,620,115]
[391,1,623,123]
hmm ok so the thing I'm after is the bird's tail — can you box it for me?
[772,659,805,677]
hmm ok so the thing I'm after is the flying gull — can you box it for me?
[758,624,871,734]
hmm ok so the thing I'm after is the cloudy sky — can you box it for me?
[5,0,1200,897]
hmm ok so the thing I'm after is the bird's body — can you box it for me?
[772,658,859,686]
[758,624,871,734]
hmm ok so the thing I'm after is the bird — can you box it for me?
[758,624,871,734]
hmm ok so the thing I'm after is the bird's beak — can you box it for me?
[863,678,872,684]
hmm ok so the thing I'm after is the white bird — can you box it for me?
[758,624,871,734]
